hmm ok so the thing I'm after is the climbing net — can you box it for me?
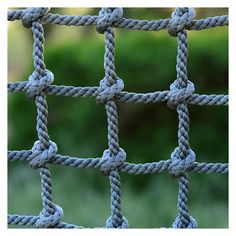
[8,7,228,228]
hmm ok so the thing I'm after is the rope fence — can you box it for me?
[8,7,228,228]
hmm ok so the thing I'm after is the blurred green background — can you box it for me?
[8,8,228,228]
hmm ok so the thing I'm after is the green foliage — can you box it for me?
[8,25,228,227]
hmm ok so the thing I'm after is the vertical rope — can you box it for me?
[168,8,197,228]
[21,7,63,228]
[174,28,192,229]
[31,18,55,222]
[32,21,47,77]
[104,27,120,156]
[177,174,190,227]
[40,167,55,213]
[104,27,123,227]
[96,8,128,228]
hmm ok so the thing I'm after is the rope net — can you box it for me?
[8,7,228,228]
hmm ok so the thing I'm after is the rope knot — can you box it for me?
[100,148,126,175]
[22,7,50,28]
[169,147,196,177]
[26,70,54,99]
[172,215,198,228]
[36,204,64,228]
[29,140,58,168]
[168,7,196,36]
[106,216,129,228]
[96,77,124,104]
[167,80,195,109]
[96,8,123,34]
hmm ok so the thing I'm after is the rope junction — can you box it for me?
[8,7,228,228]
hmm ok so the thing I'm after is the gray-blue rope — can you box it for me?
[8,7,228,228]
[96,7,128,228]
[8,9,228,31]
[168,7,197,228]
[17,7,63,228]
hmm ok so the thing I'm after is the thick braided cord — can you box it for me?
[167,8,198,228]
[8,10,228,32]
[104,100,126,228]
[8,9,24,21]
[107,171,123,228]
[32,16,53,222]
[103,24,126,229]
[95,8,128,228]
[32,21,46,76]
[30,18,50,152]
[8,150,228,174]
[42,14,228,31]
[173,174,197,228]
[8,82,228,106]
[31,19,53,220]
[104,28,120,154]
[174,32,193,229]
[35,95,50,149]
[19,8,63,228]
[39,168,57,220]
[174,31,191,158]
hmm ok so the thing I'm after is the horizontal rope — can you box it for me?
[8,214,83,228]
[8,150,228,174]
[7,10,228,32]
[8,82,228,106]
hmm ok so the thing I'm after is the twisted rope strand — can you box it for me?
[8,10,228,31]
[8,82,228,106]
[167,8,198,228]
[8,150,228,174]
[8,215,83,228]
[95,8,127,228]
[11,7,63,228]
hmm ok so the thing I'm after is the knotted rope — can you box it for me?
[36,205,64,228]
[28,140,58,168]
[99,148,126,175]
[96,8,123,34]
[167,80,195,109]
[22,7,50,28]
[169,147,196,177]
[168,7,196,36]
[96,77,124,104]
[26,70,54,99]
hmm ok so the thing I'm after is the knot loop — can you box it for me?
[100,148,126,175]
[29,140,58,168]
[22,7,50,28]
[167,80,195,109]
[26,70,54,99]
[96,77,124,104]
[168,8,196,36]
[106,216,129,228]
[96,8,123,34]
[169,147,196,177]
[36,204,64,228]
[172,215,198,228]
